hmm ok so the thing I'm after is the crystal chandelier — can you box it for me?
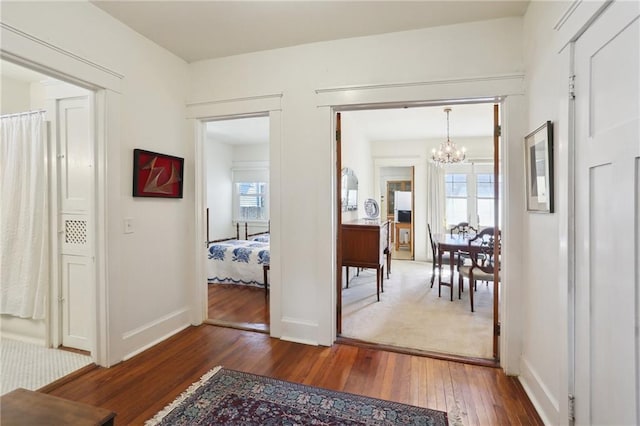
[431,107,466,164]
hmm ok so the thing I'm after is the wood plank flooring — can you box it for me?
[208,283,269,330]
[43,325,543,425]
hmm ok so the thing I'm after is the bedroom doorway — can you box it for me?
[203,115,271,332]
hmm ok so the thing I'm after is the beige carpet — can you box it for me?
[341,260,494,359]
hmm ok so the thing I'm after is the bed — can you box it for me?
[207,223,270,291]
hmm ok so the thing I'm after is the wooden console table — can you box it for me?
[0,388,116,425]
[341,219,390,301]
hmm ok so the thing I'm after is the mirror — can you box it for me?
[341,167,358,212]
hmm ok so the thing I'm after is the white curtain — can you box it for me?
[426,163,445,262]
[0,111,48,319]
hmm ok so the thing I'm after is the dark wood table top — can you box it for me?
[0,388,116,425]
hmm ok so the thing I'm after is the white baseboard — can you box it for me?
[0,315,46,345]
[121,307,191,361]
[519,356,559,425]
[280,317,319,346]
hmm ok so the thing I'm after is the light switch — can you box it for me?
[124,218,134,234]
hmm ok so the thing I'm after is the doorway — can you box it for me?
[203,115,270,332]
[384,175,414,260]
[337,101,501,361]
[1,59,97,391]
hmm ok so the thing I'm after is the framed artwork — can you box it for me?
[133,149,184,198]
[525,121,554,213]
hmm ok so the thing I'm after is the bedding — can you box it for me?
[207,239,270,287]
[248,233,270,243]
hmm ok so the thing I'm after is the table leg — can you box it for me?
[345,266,349,288]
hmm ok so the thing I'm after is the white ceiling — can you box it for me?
[90,0,530,63]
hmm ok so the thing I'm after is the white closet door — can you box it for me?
[574,1,639,424]
[57,96,92,351]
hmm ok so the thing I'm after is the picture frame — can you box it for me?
[132,149,184,198]
[524,121,554,213]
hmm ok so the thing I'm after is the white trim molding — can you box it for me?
[1,22,123,92]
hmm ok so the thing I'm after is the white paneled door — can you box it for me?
[574,1,639,424]
[57,96,93,351]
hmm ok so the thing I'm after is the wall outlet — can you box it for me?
[124,218,134,234]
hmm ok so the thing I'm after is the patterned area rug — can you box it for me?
[146,367,448,425]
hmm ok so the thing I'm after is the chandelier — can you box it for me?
[431,107,466,164]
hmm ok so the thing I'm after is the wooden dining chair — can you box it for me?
[449,221,477,237]
[458,227,500,312]
[427,223,457,288]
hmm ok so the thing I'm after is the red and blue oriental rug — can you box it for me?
[145,366,448,425]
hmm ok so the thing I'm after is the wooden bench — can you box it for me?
[0,388,116,425]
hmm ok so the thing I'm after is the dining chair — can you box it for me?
[427,223,457,288]
[458,227,500,312]
[449,221,477,237]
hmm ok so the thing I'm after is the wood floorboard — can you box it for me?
[208,283,269,329]
[43,325,543,425]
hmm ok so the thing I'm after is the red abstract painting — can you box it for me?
[133,149,184,198]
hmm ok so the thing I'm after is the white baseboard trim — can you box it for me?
[0,331,45,346]
[121,307,191,361]
[519,356,558,425]
[280,317,319,346]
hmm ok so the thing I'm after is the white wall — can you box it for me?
[0,76,30,114]
[341,114,373,222]
[520,1,574,424]
[204,139,233,240]
[1,2,191,364]
[189,17,524,345]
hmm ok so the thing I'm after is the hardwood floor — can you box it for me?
[43,325,543,425]
[208,283,269,331]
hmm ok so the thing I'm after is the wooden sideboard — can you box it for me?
[341,219,390,301]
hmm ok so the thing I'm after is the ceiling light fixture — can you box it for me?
[431,107,466,165]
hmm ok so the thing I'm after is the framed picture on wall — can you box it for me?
[524,121,554,213]
[133,149,184,198]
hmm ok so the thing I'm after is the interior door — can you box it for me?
[57,96,93,351]
[574,2,639,424]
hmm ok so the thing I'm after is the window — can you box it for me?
[235,182,268,221]
[443,166,502,229]
[476,173,495,227]
[445,174,467,226]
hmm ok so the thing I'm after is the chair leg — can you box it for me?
[470,280,475,312]
[430,262,436,287]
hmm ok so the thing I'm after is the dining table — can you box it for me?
[434,233,483,300]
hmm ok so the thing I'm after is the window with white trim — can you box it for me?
[445,173,468,226]
[444,164,501,229]
[232,164,269,223]
[235,182,268,221]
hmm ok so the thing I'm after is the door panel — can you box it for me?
[56,95,92,352]
[574,2,639,424]
[61,255,91,350]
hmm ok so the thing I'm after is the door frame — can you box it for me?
[187,95,283,337]
[1,22,122,366]
[337,102,500,360]
[198,112,271,329]
[317,76,525,371]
